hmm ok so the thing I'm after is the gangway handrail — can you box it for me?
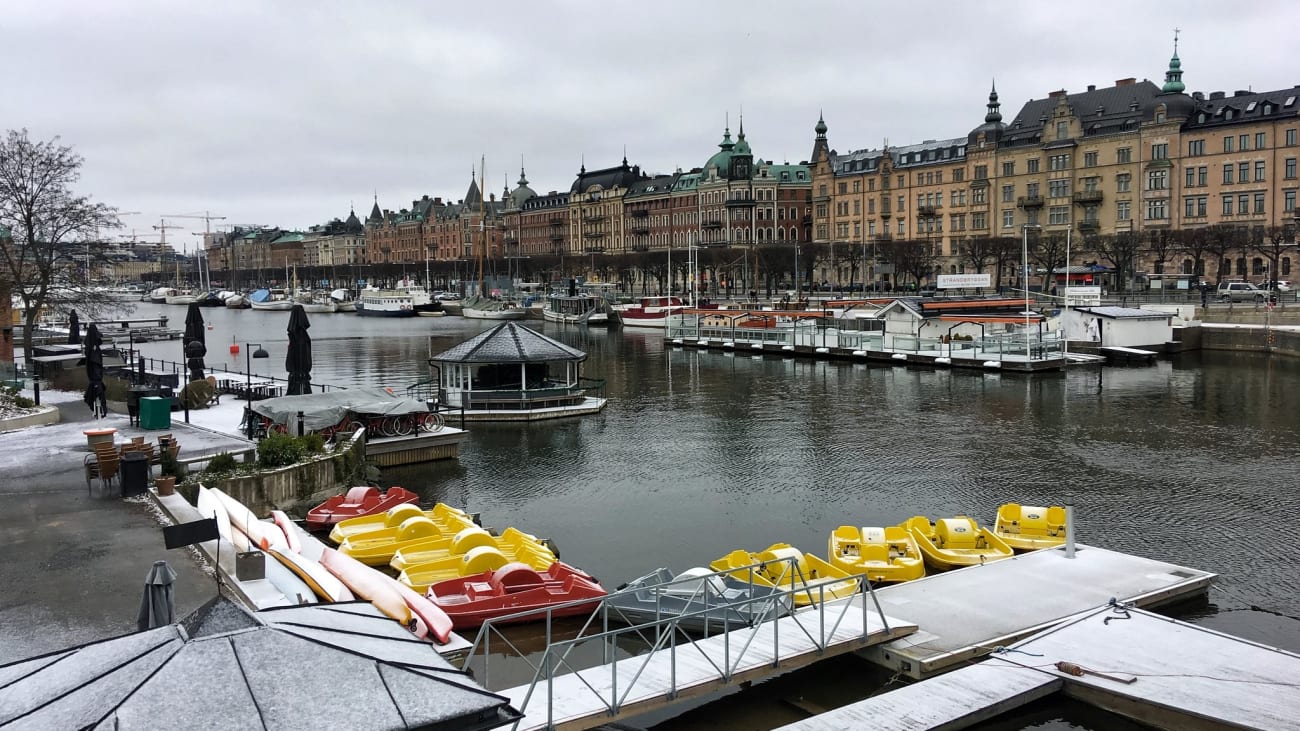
[459,559,891,730]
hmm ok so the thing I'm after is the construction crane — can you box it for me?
[161,211,227,242]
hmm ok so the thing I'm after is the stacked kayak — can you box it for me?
[710,544,859,607]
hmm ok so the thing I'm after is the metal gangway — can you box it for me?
[458,558,918,731]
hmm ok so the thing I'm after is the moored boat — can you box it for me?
[605,567,791,633]
[426,561,606,630]
[462,298,529,320]
[542,291,610,325]
[355,288,417,317]
[328,502,477,544]
[248,288,294,311]
[338,516,447,566]
[710,544,859,607]
[827,525,926,584]
[398,545,557,593]
[993,503,1068,552]
[389,526,556,573]
[902,515,1015,571]
[611,295,688,329]
[305,486,420,532]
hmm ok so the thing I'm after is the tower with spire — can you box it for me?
[811,111,830,165]
[1162,29,1185,94]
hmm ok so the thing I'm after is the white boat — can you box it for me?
[297,298,338,314]
[462,299,528,320]
[612,296,689,329]
[607,567,791,634]
[148,287,173,304]
[224,294,249,309]
[249,288,294,311]
[164,289,199,305]
[355,288,417,317]
[392,278,442,315]
[100,285,144,301]
[543,292,610,325]
[329,288,357,312]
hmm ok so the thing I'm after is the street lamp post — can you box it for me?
[244,343,269,437]
[1022,223,1041,362]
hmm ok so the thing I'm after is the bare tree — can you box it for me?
[1203,224,1248,284]
[879,238,937,289]
[1088,230,1143,291]
[989,236,1020,291]
[0,130,120,364]
[1179,227,1212,279]
[1146,229,1179,275]
[1029,231,1069,293]
[959,236,998,276]
[1254,224,1298,288]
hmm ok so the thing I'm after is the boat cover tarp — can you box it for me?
[248,289,271,303]
[251,387,428,432]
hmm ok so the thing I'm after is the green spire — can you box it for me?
[1162,29,1185,94]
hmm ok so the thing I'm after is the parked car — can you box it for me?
[1217,280,1268,302]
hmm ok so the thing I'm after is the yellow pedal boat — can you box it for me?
[902,516,1014,571]
[993,503,1067,552]
[827,525,926,584]
[710,544,859,607]
[328,502,476,545]
[338,516,447,566]
[397,546,557,594]
[389,526,556,573]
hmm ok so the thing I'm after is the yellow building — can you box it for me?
[812,48,1300,289]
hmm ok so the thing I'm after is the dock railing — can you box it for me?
[459,558,888,729]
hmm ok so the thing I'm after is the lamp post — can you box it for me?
[1021,223,1041,362]
[244,343,269,437]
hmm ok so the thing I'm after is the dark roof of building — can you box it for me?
[1001,80,1163,147]
[368,199,383,223]
[343,208,363,233]
[464,175,483,210]
[431,322,588,364]
[521,191,569,211]
[625,173,679,199]
[0,597,519,730]
[1183,86,1300,130]
[570,160,645,194]
[507,166,536,210]
[831,136,967,176]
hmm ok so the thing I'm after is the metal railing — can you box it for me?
[459,559,889,730]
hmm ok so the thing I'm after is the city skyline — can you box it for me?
[8,0,1297,251]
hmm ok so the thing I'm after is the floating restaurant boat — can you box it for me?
[426,561,606,630]
[605,567,791,633]
[304,486,419,532]
[389,526,556,573]
[424,322,607,421]
[827,525,926,584]
[612,295,690,329]
[328,502,477,544]
[992,503,1068,552]
[542,285,611,326]
[710,544,859,607]
[902,515,1015,571]
[355,288,417,317]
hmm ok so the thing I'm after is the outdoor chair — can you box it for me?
[84,450,120,495]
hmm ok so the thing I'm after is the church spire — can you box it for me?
[1162,29,1186,94]
[985,80,1003,123]
[815,110,827,138]
[517,157,529,187]
[367,192,382,223]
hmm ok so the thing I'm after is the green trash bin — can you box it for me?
[139,396,172,431]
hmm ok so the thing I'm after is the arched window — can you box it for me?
[777,227,785,242]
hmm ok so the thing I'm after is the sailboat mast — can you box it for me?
[478,155,486,296]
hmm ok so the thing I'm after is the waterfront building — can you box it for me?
[811,47,1300,289]
[300,208,365,269]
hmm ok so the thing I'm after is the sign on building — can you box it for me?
[1064,286,1102,307]
[937,273,992,289]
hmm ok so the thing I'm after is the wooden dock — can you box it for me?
[777,606,1300,730]
[500,604,918,731]
[669,338,1067,373]
[859,544,1215,679]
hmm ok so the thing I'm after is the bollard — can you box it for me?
[297,411,305,436]
[33,380,40,406]
[1064,503,1076,559]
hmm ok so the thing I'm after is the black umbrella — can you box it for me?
[83,323,106,418]
[182,303,207,382]
[285,304,313,396]
[136,560,177,631]
[67,309,81,345]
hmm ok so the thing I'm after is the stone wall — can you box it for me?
[181,429,367,516]
[1200,326,1300,357]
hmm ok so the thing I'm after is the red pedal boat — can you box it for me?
[426,562,607,630]
[305,486,419,531]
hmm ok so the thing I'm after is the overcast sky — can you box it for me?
[8,1,1296,252]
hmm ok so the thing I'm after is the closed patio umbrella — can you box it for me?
[67,309,80,344]
[136,560,177,631]
[285,304,312,396]
[83,323,106,418]
[183,302,207,382]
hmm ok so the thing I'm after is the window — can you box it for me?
[974,165,988,180]
[936,171,943,184]
[1049,154,1071,171]
[1117,147,1132,164]
[1002,185,1015,203]
[1056,121,1069,139]
[898,196,905,210]
[1256,132,1266,149]
[1002,161,1015,176]
[1288,129,1298,147]
[1198,197,1207,217]
[1240,134,1250,151]
[1187,139,1205,156]
[1083,176,1099,192]
[1048,180,1070,198]
[1224,136,1235,153]
[1146,199,1167,220]
[1084,151,1098,168]
[1185,198,1196,218]
[1026,182,1040,198]
[853,199,860,215]
[1146,169,1168,191]
[1117,200,1131,220]
[818,184,828,197]
[1222,195,1233,216]
[1186,167,1196,187]
[973,187,986,204]
[1151,143,1169,160]
[815,203,827,218]
[838,182,848,195]
[869,178,876,191]
[1049,206,1069,225]
[816,224,828,239]
[1199,166,1208,186]
[1238,194,1249,215]
[1117,173,1131,192]
[1256,161,1266,182]
[1287,158,1297,179]
[1027,158,1040,173]
[898,175,904,187]
[953,168,965,182]
[1254,193,1266,214]
[1223,164,1234,185]
[868,199,875,214]
[1239,162,1249,182]
[972,212,987,229]
[951,214,965,231]
[1002,210,1015,228]
[852,180,861,193]
[1286,190,1296,212]
[918,193,926,207]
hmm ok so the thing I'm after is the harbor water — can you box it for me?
[130,305,1300,729]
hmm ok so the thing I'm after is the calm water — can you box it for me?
[133,304,1300,729]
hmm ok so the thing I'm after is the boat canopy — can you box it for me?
[251,387,428,432]
[248,289,271,303]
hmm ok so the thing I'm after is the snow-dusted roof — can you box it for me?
[431,322,587,364]
[1078,306,1173,320]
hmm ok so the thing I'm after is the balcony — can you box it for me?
[583,230,607,238]
[725,197,756,207]
[583,214,608,223]
[630,209,649,218]
[631,243,650,252]
[702,219,724,229]
[630,225,649,234]
[876,234,893,242]
[917,205,939,217]
[549,233,564,242]
[549,217,565,227]
[880,209,892,220]
[1017,195,1044,209]
[1073,190,1104,205]
[1078,220,1100,233]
